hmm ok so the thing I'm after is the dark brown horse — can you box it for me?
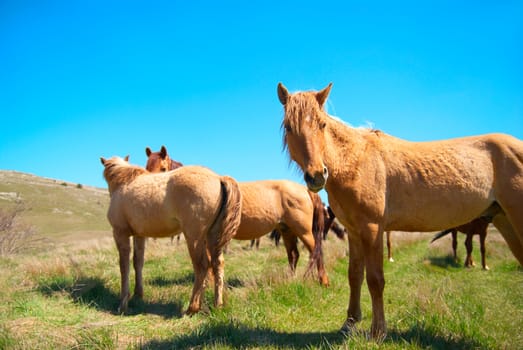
[431,213,497,270]
[145,145,183,172]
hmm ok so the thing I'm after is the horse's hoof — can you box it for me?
[483,265,490,271]
[117,305,127,315]
[370,328,387,342]
[320,276,330,287]
[340,318,357,336]
[388,258,395,263]
[185,307,199,316]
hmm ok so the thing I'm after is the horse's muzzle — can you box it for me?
[304,167,328,192]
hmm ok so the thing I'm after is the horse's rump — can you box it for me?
[107,165,224,238]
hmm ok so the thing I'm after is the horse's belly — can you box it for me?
[235,217,275,240]
[385,193,493,231]
[125,203,181,237]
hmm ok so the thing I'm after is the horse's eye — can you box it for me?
[319,122,326,130]
[160,167,167,172]
[284,124,292,133]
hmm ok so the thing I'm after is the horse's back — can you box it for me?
[109,165,223,237]
[381,133,522,231]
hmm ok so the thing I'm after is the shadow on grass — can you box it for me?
[36,276,184,318]
[149,272,245,289]
[139,321,486,349]
[149,272,194,287]
[388,325,485,350]
[428,254,461,269]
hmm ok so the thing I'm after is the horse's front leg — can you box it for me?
[341,231,364,335]
[133,236,146,299]
[362,224,386,339]
[114,231,131,314]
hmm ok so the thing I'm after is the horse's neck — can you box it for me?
[105,166,145,193]
[324,121,367,176]
[169,159,182,170]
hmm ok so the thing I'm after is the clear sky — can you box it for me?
[1,1,522,196]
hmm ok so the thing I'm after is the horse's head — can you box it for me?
[100,155,136,192]
[278,82,332,192]
[145,146,172,172]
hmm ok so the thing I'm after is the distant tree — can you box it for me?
[76,184,83,189]
[0,201,43,256]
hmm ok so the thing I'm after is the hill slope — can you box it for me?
[0,170,111,243]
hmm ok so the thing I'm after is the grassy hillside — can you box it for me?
[0,171,521,349]
[0,170,111,243]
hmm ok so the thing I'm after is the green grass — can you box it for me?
[0,231,521,349]
[1,171,521,348]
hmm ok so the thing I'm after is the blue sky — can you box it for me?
[1,1,522,196]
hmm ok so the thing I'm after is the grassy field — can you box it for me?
[0,171,522,349]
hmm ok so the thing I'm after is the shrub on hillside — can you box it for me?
[0,201,43,256]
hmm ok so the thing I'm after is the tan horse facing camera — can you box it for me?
[100,156,242,315]
[277,82,523,339]
[145,146,329,286]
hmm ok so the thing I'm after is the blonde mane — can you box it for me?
[102,157,147,193]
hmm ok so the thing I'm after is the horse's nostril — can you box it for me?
[304,172,314,185]
[323,167,328,176]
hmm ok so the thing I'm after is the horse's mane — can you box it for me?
[103,157,147,191]
[281,92,325,135]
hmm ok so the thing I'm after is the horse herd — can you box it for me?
[101,83,523,339]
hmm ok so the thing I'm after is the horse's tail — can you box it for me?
[207,176,242,252]
[324,206,346,240]
[431,228,454,243]
[305,191,326,277]
[330,220,346,240]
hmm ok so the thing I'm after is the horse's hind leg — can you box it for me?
[479,227,489,270]
[114,231,131,314]
[386,231,393,262]
[185,236,210,315]
[451,230,458,261]
[206,231,226,308]
[133,236,146,299]
[464,233,475,268]
[209,247,225,308]
[281,233,299,273]
[492,212,523,265]
[295,230,329,286]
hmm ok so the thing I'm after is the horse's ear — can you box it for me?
[316,83,333,108]
[100,157,107,165]
[145,147,152,157]
[160,145,168,159]
[277,82,289,105]
[124,155,129,162]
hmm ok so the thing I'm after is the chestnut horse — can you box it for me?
[146,147,328,285]
[431,214,496,270]
[145,145,183,172]
[277,82,523,338]
[100,156,242,315]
